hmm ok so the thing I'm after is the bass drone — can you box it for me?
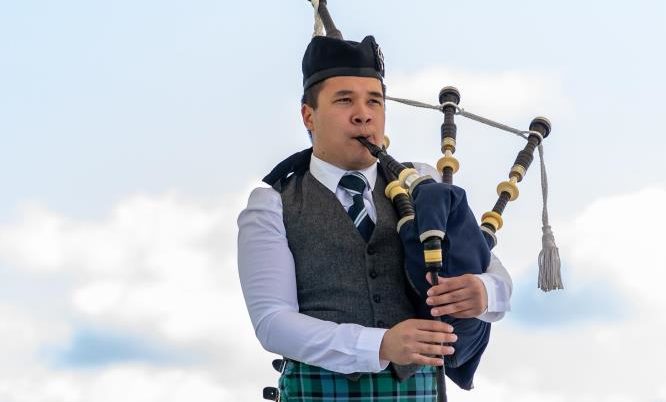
[261,2,562,401]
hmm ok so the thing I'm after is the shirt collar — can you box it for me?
[310,154,377,193]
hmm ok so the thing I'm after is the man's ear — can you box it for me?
[301,104,314,132]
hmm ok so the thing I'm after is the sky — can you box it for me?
[1,0,665,401]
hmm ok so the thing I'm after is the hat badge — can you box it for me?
[373,42,385,77]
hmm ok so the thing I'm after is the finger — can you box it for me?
[412,319,454,333]
[434,301,484,317]
[418,343,455,357]
[431,301,473,317]
[426,288,470,306]
[410,354,444,367]
[426,276,468,296]
[415,330,458,344]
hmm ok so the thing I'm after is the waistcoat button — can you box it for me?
[373,294,381,303]
[367,245,376,255]
[369,270,378,279]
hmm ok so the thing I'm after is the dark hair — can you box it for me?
[301,81,325,109]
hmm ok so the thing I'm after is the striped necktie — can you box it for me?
[339,172,375,242]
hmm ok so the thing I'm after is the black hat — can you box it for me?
[302,35,385,90]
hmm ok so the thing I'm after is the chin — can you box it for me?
[347,157,376,170]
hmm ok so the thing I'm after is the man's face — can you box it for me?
[301,76,385,171]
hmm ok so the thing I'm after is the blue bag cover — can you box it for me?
[400,181,492,390]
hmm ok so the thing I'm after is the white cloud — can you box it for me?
[476,319,666,402]
[387,66,570,123]
[561,186,666,311]
[0,188,275,399]
[473,185,666,401]
[0,365,232,402]
[0,303,71,376]
[0,191,247,345]
[0,203,69,272]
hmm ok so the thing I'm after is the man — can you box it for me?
[238,35,512,400]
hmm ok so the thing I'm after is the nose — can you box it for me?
[351,104,372,125]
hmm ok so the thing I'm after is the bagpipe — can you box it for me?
[354,108,558,400]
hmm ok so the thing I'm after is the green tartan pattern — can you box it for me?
[278,360,437,401]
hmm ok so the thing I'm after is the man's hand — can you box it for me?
[379,319,457,366]
[426,273,488,318]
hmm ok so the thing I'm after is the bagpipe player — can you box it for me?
[237,34,512,401]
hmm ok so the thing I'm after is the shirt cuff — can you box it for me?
[475,273,510,323]
[356,327,389,372]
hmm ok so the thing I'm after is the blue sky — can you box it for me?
[1,1,666,401]
[3,0,664,218]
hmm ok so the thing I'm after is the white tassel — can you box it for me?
[310,0,325,37]
[537,144,563,291]
[538,224,563,291]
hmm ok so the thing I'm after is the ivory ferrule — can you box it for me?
[408,175,433,196]
[398,168,420,189]
[419,230,446,243]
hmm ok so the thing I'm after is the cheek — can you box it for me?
[376,111,386,125]
[321,118,346,142]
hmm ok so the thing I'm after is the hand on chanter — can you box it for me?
[425,273,488,318]
[379,319,457,366]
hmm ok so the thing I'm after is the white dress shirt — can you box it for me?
[237,155,512,374]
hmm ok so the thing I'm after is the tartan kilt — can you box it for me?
[278,360,437,401]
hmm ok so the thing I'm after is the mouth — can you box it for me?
[353,134,374,143]
[354,123,376,144]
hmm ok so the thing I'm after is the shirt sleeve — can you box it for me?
[412,162,513,323]
[475,253,512,322]
[237,186,389,374]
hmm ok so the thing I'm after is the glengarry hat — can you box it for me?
[302,35,385,90]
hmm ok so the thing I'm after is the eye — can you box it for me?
[335,97,352,104]
[369,99,383,106]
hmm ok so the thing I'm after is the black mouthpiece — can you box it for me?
[356,136,409,178]
[356,137,383,157]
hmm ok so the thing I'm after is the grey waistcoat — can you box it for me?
[280,169,415,330]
